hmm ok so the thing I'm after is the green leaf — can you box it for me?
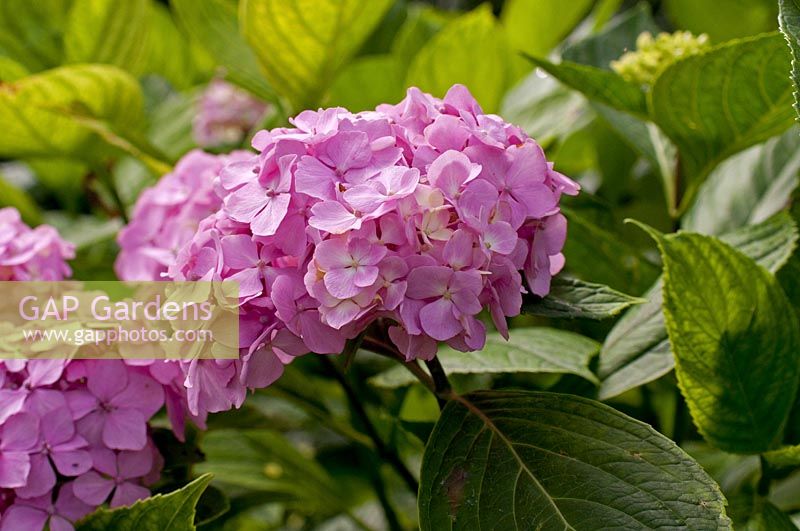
[501,0,593,58]
[195,429,341,514]
[562,206,660,292]
[406,5,511,113]
[562,3,659,70]
[526,56,648,118]
[370,328,600,389]
[0,175,41,226]
[649,33,795,213]
[684,128,800,235]
[665,0,778,43]
[391,4,453,69]
[764,445,800,468]
[0,64,144,161]
[523,276,644,320]
[594,104,678,212]
[656,231,800,453]
[172,0,274,101]
[64,0,151,73]
[0,0,70,71]
[76,474,212,531]
[0,56,30,82]
[780,0,800,120]
[419,390,731,530]
[500,72,592,147]
[598,213,799,400]
[326,55,404,112]
[141,3,206,90]
[241,0,392,109]
[742,502,799,531]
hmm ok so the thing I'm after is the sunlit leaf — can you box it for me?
[241,0,392,109]
[406,5,511,113]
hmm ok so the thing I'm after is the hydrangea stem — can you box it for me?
[424,356,454,409]
[318,356,420,495]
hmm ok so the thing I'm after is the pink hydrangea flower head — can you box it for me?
[0,208,74,281]
[115,149,252,281]
[193,79,269,148]
[169,83,578,376]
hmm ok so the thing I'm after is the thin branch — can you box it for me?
[318,356,420,495]
[424,356,453,409]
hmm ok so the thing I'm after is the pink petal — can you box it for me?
[111,373,164,418]
[443,229,475,270]
[0,453,31,488]
[52,449,92,477]
[314,238,352,270]
[14,454,55,498]
[103,409,147,451]
[352,265,379,288]
[250,193,291,236]
[342,184,384,213]
[324,267,360,299]
[86,361,127,402]
[224,181,268,222]
[1,412,39,451]
[110,481,150,508]
[483,221,518,255]
[0,504,48,531]
[299,313,345,354]
[419,298,461,341]
[241,348,285,388]
[406,266,451,299]
[41,408,75,446]
[309,201,361,234]
[118,450,153,480]
[319,131,371,171]
[424,115,470,152]
[0,390,27,424]
[221,235,259,269]
[295,156,337,200]
[322,300,361,330]
[73,471,115,506]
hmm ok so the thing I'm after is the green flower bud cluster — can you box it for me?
[611,31,711,86]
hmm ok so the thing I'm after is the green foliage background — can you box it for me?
[3,0,800,529]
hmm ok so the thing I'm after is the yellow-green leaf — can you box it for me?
[406,5,511,113]
[0,64,144,160]
[64,0,151,73]
[240,0,392,109]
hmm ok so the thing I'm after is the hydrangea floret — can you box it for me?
[611,31,711,86]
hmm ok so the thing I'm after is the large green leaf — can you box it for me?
[655,230,800,453]
[370,328,600,389]
[406,5,511,113]
[649,33,795,213]
[780,0,800,120]
[665,0,778,43]
[391,4,453,69]
[562,3,659,70]
[172,0,273,101]
[500,73,592,147]
[141,2,206,90]
[598,213,799,400]
[523,276,644,320]
[684,128,800,235]
[526,56,648,118]
[241,0,392,109]
[0,0,70,71]
[326,55,404,112]
[562,206,660,292]
[419,390,731,530]
[77,474,212,531]
[195,429,341,514]
[64,0,151,73]
[501,0,593,58]
[0,64,144,160]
